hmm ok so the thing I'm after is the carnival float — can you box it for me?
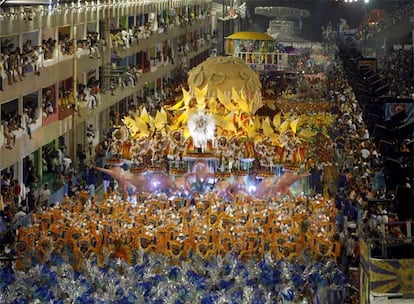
[1,56,349,304]
[100,56,335,201]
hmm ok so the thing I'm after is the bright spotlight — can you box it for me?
[248,185,257,194]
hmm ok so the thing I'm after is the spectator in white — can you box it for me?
[50,153,60,174]
[361,146,370,159]
[370,145,379,159]
[63,155,72,175]
[42,156,48,173]
[39,183,51,207]
[13,206,27,224]
[363,128,369,140]
[57,147,64,169]
[125,69,135,87]
[33,45,43,76]
[121,28,130,48]
[20,183,28,209]
[86,124,95,156]
[22,108,32,139]
[3,121,16,149]
[0,53,4,91]
[87,32,100,59]
[48,102,54,115]
[1,173,11,187]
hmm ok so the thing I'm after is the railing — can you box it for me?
[232,51,289,71]
[58,106,74,120]
[360,221,414,259]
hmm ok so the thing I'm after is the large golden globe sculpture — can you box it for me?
[187,56,262,101]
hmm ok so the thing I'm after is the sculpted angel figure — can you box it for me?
[216,136,231,172]
[168,130,186,164]
[228,136,244,171]
[254,137,275,168]
[111,139,123,159]
[149,131,168,165]
[111,126,128,159]
[131,136,150,166]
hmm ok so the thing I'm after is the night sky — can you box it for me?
[245,0,411,41]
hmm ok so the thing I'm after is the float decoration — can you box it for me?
[108,56,340,199]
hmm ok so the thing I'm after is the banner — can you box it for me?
[384,102,414,123]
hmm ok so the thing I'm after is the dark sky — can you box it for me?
[245,0,411,41]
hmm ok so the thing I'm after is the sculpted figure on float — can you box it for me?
[212,179,233,201]
[173,175,193,196]
[184,160,216,194]
[95,165,153,195]
[94,166,138,196]
[146,171,178,195]
[124,172,151,194]
[96,162,310,200]
[96,165,180,197]
[255,170,311,199]
[255,177,275,199]
[231,175,251,199]
[150,131,169,165]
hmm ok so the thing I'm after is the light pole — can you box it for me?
[72,25,78,163]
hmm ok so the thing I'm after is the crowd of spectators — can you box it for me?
[377,48,414,98]
[0,4,212,108]
[0,30,103,92]
[0,1,207,21]
[107,10,210,54]
[107,27,210,85]
[0,14,190,147]
[1,42,24,85]
[58,87,77,113]
[336,37,413,264]
[0,36,55,88]
[41,88,55,119]
[59,34,74,56]
[0,169,34,252]
[1,104,36,149]
[356,1,414,41]
[110,28,135,49]
[77,31,103,59]
[76,81,101,110]
[42,37,57,60]
[0,128,111,252]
